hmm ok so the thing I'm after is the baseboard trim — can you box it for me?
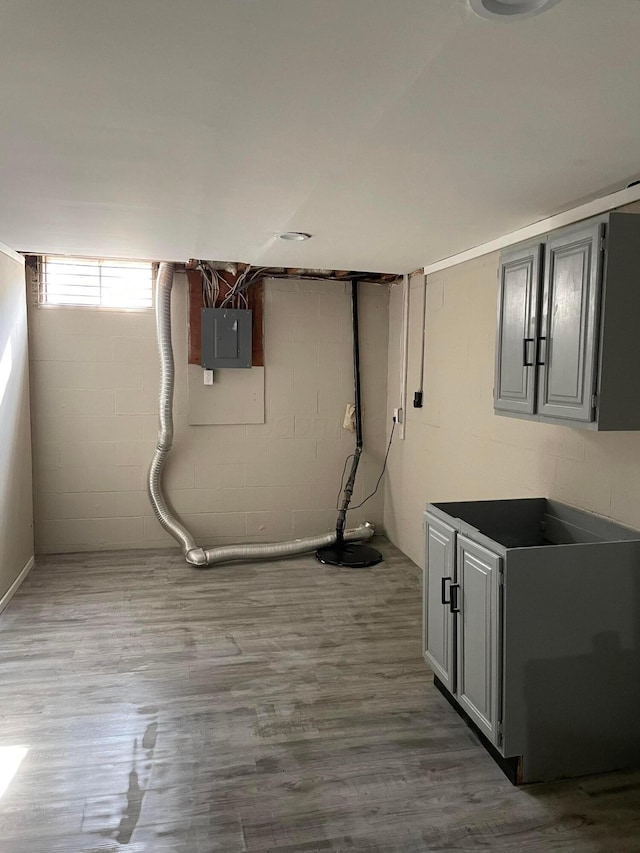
[0,556,35,615]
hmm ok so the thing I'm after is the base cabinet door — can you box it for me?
[423,514,456,692]
[455,536,501,746]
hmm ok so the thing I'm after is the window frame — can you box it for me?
[35,255,156,312]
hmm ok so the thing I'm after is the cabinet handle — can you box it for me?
[441,576,452,605]
[537,336,547,366]
[449,583,460,613]
[523,338,535,367]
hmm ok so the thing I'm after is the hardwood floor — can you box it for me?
[0,538,639,852]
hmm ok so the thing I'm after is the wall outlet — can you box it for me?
[393,407,403,423]
[203,369,214,385]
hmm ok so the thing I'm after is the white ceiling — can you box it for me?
[1,0,639,272]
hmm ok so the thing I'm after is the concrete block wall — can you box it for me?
[384,204,640,568]
[29,274,389,553]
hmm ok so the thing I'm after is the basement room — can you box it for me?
[1,0,640,850]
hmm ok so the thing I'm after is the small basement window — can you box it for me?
[38,256,154,309]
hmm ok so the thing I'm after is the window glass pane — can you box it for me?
[41,257,153,308]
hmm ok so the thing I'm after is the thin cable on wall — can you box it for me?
[197,261,260,310]
[413,273,427,408]
[347,417,396,512]
[197,261,219,308]
[220,265,270,309]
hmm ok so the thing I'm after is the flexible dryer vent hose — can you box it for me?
[147,262,375,567]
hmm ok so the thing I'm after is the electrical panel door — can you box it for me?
[201,308,252,369]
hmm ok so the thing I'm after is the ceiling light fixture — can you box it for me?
[469,0,561,20]
[277,231,312,242]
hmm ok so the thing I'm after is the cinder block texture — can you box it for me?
[384,204,640,567]
[29,274,389,553]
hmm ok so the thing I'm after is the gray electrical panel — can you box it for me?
[201,308,252,369]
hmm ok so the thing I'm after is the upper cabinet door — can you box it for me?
[536,221,604,423]
[494,243,542,415]
[423,513,456,692]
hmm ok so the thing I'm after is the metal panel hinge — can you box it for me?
[600,235,606,252]
[592,393,599,411]
[497,722,504,745]
[499,566,505,586]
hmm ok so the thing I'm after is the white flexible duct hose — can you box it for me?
[147,262,375,567]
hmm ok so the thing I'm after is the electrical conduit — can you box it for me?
[147,262,375,567]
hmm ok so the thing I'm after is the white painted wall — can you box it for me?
[29,274,389,553]
[0,246,34,601]
[385,204,640,568]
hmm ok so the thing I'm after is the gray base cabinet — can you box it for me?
[424,499,640,783]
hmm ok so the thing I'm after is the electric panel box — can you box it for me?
[201,307,252,369]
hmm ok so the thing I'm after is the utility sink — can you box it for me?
[429,497,639,550]
[424,496,640,783]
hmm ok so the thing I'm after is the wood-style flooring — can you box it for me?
[1,538,639,852]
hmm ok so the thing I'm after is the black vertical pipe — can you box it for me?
[334,281,363,545]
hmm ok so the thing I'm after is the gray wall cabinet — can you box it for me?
[424,499,640,783]
[494,212,640,430]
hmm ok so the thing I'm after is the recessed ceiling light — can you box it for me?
[469,0,561,20]
[277,231,312,242]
